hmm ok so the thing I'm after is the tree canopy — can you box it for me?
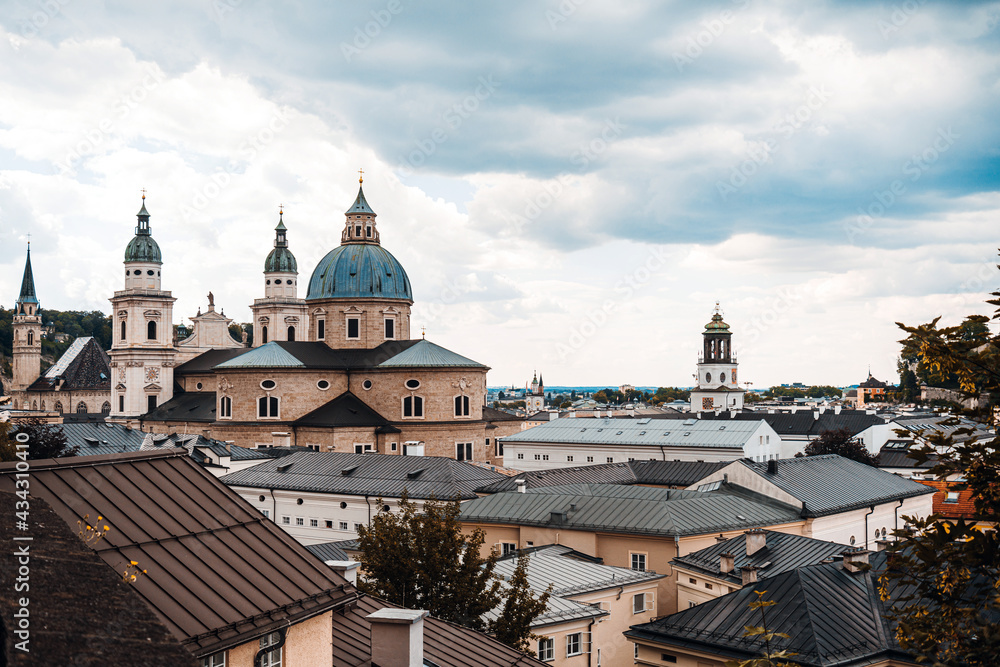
[801,427,878,466]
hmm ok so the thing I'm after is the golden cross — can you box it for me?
[358,168,364,183]
[141,187,147,200]
[421,326,426,339]
[279,202,284,215]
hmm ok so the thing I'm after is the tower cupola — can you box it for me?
[263,208,299,300]
[123,193,163,290]
[340,170,380,245]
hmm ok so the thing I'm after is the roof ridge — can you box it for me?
[0,447,187,471]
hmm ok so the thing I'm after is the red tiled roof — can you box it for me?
[917,479,980,520]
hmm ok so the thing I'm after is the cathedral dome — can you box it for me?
[124,199,162,264]
[306,243,412,301]
[264,220,297,273]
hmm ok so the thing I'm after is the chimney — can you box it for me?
[720,553,735,574]
[741,566,758,587]
[367,608,429,667]
[835,404,842,414]
[745,529,766,556]
[842,548,870,573]
[325,560,360,585]
[515,478,526,494]
[812,410,819,420]
[766,459,778,475]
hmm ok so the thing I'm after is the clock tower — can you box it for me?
[689,303,745,412]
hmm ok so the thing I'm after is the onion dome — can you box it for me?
[264,211,298,273]
[124,195,162,264]
[704,302,731,332]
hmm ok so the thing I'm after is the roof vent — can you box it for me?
[683,418,697,426]
[406,469,424,479]
[341,465,358,476]
[84,437,100,447]
[277,462,293,473]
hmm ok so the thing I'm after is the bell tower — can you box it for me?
[690,303,745,411]
[108,194,177,418]
[251,208,308,346]
[12,243,41,392]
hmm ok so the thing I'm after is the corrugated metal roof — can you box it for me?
[0,450,356,657]
[460,484,802,537]
[376,339,487,368]
[627,553,911,667]
[494,546,664,597]
[735,455,935,517]
[673,529,850,586]
[500,417,762,448]
[215,341,305,368]
[305,541,352,562]
[220,451,506,500]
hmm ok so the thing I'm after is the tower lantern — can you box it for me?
[689,303,745,412]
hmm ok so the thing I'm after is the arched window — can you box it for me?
[101,402,111,415]
[147,321,157,340]
[258,396,279,418]
[261,326,268,344]
[40,401,45,411]
[402,395,424,418]
[220,396,232,418]
[31,401,37,410]
[76,402,87,414]
[287,326,295,342]
[27,331,34,345]
[121,320,127,340]
[454,395,470,417]
[54,401,63,413]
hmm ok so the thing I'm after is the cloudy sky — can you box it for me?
[0,1,998,388]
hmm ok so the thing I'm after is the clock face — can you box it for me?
[702,397,714,409]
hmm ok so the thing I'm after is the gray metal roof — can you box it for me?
[459,484,802,537]
[376,339,487,368]
[495,545,664,597]
[220,451,507,500]
[627,552,919,667]
[475,460,730,494]
[730,455,935,517]
[499,417,762,449]
[672,529,850,586]
[305,541,353,562]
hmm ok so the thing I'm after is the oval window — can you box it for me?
[405,379,420,390]
[275,279,282,284]
[705,372,712,383]
[196,382,203,390]
[362,379,373,390]
[720,373,726,383]
[266,279,271,285]
[317,380,330,390]
[261,379,276,390]
[147,270,154,276]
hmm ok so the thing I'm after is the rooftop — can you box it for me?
[499,417,766,449]
[475,459,728,494]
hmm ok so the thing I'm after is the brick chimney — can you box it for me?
[741,566,758,587]
[367,608,429,667]
[842,548,870,573]
[720,553,735,574]
[745,529,766,556]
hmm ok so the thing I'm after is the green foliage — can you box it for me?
[724,590,797,667]
[802,427,878,466]
[651,387,691,404]
[0,307,112,361]
[896,364,920,403]
[9,419,78,459]
[230,323,251,346]
[0,422,17,463]
[764,386,807,399]
[357,494,502,631]
[489,553,552,655]
[882,260,1000,665]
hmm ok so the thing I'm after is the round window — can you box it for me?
[362,379,373,390]
[275,279,282,284]
[296,498,303,505]
[317,380,330,390]
[705,372,712,383]
[196,382,203,390]
[382,505,390,512]
[147,270,154,276]
[261,379,276,390]
[720,372,726,383]
[259,495,265,502]
[405,379,420,390]
[340,501,347,509]
[266,279,271,285]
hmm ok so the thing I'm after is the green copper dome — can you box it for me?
[124,198,162,264]
[704,304,731,333]
[307,244,411,301]
[264,217,298,273]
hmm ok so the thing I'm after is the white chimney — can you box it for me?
[720,553,735,574]
[367,608,429,667]
[741,566,759,587]
[842,548,870,573]
[325,560,360,585]
[745,529,766,556]
[835,405,842,415]
[812,410,819,420]
[515,478,527,494]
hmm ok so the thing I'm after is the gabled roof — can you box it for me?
[707,455,935,517]
[27,336,111,392]
[305,540,353,562]
[627,553,909,667]
[0,490,197,666]
[0,450,356,658]
[376,339,487,368]
[475,459,732,494]
[482,406,525,422]
[652,409,886,439]
[174,348,251,373]
[460,484,802,537]
[215,341,305,368]
[672,529,850,586]
[293,391,394,428]
[211,340,422,370]
[220,450,507,500]
[142,391,217,422]
[499,417,763,449]
[494,545,664,598]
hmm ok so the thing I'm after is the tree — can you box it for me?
[801,427,878,466]
[0,421,17,463]
[489,553,551,655]
[357,494,501,631]
[10,419,77,459]
[725,590,797,667]
[880,259,1000,666]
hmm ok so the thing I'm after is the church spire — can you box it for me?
[17,243,38,307]
[341,171,380,245]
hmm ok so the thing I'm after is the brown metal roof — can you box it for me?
[333,595,542,667]
[0,449,355,658]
